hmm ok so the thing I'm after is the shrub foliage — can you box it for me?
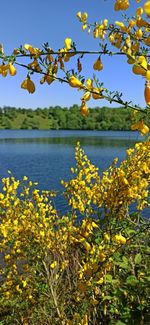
[0,141,150,324]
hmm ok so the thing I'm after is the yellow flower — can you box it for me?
[93,58,103,71]
[92,87,103,100]
[132,62,146,76]
[81,91,91,101]
[50,261,57,269]
[23,176,28,181]
[144,35,150,46]
[80,314,88,325]
[141,122,149,135]
[69,75,83,89]
[82,24,87,31]
[22,280,27,287]
[27,79,35,93]
[40,230,45,237]
[114,0,129,11]
[99,252,106,262]
[104,233,110,241]
[136,7,143,17]
[28,59,41,72]
[21,77,35,93]
[146,70,150,81]
[114,234,126,244]
[115,21,125,30]
[16,285,22,293]
[64,38,72,50]
[81,12,88,22]
[24,43,32,51]
[83,240,91,251]
[76,11,82,19]
[135,28,143,39]
[96,277,104,285]
[9,63,17,76]
[80,100,89,117]
[0,64,9,77]
[126,53,135,64]
[129,19,136,28]
[145,81,150,106]
[13,48,20,55]
[131,121,149,135]
[86,78,93,89]
[13,219,18,226]
[77,11,88,23]
[93,27,99,38]
[5,254,11,260]
[144,0,150,17]
[24,44,40,56]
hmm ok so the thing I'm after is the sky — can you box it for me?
[0,0,147,109]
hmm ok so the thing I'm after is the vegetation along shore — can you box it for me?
[0,105,148,130]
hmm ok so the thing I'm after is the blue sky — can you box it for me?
[0,0,147,109]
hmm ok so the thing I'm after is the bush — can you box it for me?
[0,141,150,324]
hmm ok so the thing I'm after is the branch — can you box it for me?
[15,61,147,113]
[1,50,150,59]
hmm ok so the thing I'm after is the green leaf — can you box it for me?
[135,253,142,265]
[122,256,128,264]
[118,262,128,269]
[115,321,126,325]
[105,274,113,283]
[125,229,136,236]
[113,252,121,261]
[126,275,138,286]
[145,276,150,281]
[103,295,112,301]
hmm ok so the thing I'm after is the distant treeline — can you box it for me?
[0,105,147,130]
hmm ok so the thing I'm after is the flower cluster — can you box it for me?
[114,0,130,11]
[62,140,150,217]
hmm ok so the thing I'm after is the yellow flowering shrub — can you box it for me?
[63,140,150,216]
[0,141,150,324]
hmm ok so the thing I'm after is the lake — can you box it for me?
[0,130,143,213]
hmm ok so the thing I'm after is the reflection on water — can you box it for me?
[0,129,142,138]
[0,136,140,147]
[0,130,143,213]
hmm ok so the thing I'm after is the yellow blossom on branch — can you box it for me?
[24,43,41,56]
[0,63,16,77]
[50,261,58,269]
[113,234,127,244]
[69,75,83,89]
[144,81,150,105]
[93,57,103,71]
[80,100,89,117]
[76,11,88,23]
[114,0,129,11]
[92,87,104,100]
[21,77,35,94]
[64,38,72,50]
[131,120,149,135]
[8,63,17,76]
[144,0,150,17]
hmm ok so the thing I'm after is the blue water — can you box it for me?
[0,130,143,213]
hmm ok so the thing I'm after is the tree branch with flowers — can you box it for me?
[0,0,150,134]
